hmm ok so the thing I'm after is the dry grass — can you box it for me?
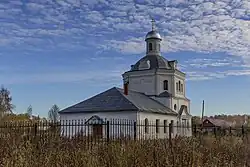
[0,133,250,167]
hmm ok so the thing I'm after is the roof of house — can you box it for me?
[59,87,177,115]
[203,118,233,128]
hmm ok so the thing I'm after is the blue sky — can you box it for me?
[0,0,250,118]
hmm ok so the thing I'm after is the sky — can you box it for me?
[0,0,250,118]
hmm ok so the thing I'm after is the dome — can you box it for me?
[130,55,171,71]
[145,30,162,40]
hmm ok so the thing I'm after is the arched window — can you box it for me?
[163,80,168,90]
[180,84,183,92]
[145,118,149,133]
[149,43,153,51]
[176,82,178,91]
[178,81,181,91]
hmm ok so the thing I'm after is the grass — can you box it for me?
[0,133,249,167]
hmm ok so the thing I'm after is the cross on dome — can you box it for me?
[145,19,162,41]
[151,18,156,31]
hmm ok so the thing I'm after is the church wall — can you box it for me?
[60,111,137,138]
[171,98,178,111]
[171,98,192,137]
[173,75,186,98]
[150,96,171,108]
[172,98,190,114]
[137,112,180,139]
[128,75,156,95]
[157,74,173,95]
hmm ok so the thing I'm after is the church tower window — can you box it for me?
[149,43,153,51]
[178,81,181,91]
[163,80,168,90]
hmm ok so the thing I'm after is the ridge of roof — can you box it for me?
[59,87,138,113]
[59,87,177,115]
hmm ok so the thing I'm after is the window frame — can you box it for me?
[163,80,168,90]
[149,43,153,51]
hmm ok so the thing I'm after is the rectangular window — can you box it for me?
[164,80,168,90]
[170,120,174,133]
[176,82,178,92]
[164,120,168,133]
[156,119,160,133]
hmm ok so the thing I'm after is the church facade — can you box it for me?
[59,20,192,139]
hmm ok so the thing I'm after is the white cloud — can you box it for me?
[184,58,242,68]
[105,37,145,54]
[0,0,250,67]
[186,68,250,81]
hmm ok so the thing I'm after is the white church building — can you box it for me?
[59,20,192,139]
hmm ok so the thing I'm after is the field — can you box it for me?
[0,132,249,167]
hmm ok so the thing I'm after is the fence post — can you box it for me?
[169,122,172,146]
[214,127,216,138]
[242,125,244,137]
[194,124,197,137]
[106,121,110,143]
[34,123,38,136]
[229,126,232,135]
[134,121,137,140]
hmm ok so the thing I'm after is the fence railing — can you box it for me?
[0,120,249,142]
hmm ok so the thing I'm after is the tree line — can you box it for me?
[0,85,59,123]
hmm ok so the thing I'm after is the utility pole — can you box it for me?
[201,100,205,131]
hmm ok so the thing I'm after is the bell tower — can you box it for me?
[145,19,162,56]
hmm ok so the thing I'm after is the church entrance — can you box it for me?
[92,124,103,137]
[85,115,104,138]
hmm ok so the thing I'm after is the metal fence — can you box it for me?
[0,120,249,143]
[193,124,249,138]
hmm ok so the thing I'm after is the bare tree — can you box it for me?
[48,104,60,123]
[0,86,14,118]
